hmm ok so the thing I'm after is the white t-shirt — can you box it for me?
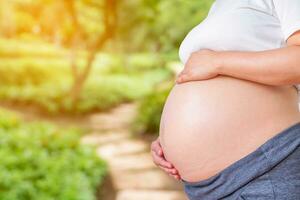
[179,0,300,96]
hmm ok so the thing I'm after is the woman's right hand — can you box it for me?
[151,137,181,180]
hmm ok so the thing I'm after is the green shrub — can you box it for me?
[0,58,172,114]
[0,109,108,200]
[0,39,173,115]
[0,58,71,86]
[103,53,167,74]
[0,38,68,57]
[132,81,173,135]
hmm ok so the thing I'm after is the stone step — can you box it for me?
[80,103,188,199]
[116,189,188,200]
[107,152,156,171]
[111,168,184,191]
[81,130,131,146]
[97,139,149,159]
[87,103,137,131]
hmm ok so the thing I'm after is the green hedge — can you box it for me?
[0,38,174,114]
[132,82,173,135]
[0,56,172,114]
[104,53,165,74]
[0,109,108,200]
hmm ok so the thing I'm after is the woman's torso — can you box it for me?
[159,0,300,183]
[160,76,300,182]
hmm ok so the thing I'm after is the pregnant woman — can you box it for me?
[151,0,300,199]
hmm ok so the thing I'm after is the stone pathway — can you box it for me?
[81,103,188,200]
[0,102,188,200]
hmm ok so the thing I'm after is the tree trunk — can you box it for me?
[66,0,117,109]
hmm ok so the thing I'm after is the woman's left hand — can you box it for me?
[176,49,221,83]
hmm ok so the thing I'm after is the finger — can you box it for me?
[152,152,173,168]
[176,73,190,83]
[161,168,180,180]
[177,70,185,76]
[152,140,166,158]
[151,140,162,156]
[174,175,181,180]
[177,70,188,77]
[155,141,164,157]
[178,72,207,83]
[157,149,163,156]
[170,173,181,181]
[159,166,179,175]
[152,152,174,168]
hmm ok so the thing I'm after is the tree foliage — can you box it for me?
[0,0,214,112]
[0,0,214,53]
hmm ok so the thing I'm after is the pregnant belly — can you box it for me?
[159,75,300,183]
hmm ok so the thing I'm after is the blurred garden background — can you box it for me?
[0,0,214,199]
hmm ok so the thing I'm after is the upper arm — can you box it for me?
[273,0,300,46]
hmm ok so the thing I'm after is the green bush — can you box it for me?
[132,82,173,135]
[0,58,71,86]
[104,53,165,74]
[0,38,68,57]
[0,109,108,200]
[0,57,172,114]
[0,38,174,114]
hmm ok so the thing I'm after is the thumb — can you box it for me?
[176,73,191,83]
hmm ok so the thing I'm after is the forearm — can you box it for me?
[217,45,300,86]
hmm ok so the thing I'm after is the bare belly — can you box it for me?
[159,75,300,183]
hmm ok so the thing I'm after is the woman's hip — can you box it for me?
[181,121,300,200]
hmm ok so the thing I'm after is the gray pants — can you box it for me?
[181,121,300,200]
